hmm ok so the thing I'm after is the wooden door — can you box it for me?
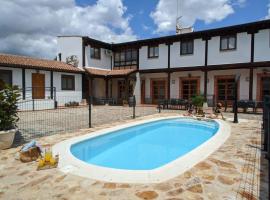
[261,77,270,100]
[117,80,125,103]
[180,78,200,100]
[141,80,145,104]
[215,76,236,106]
[151,80,166,104]
[32,73,45,99]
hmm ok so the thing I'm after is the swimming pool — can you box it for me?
[54,116,230,183]
[71,118,219,170]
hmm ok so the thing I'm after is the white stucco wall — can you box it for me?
[57,37,83,68]
[0,66,22,88]
[0,66,82,105]
[139,44,168,70]
[53,72,82,105]
[85,45,111,69]
[254,29,270,62]
[133,72,141,104]
[170,39,205,68]
[208,33,251,65]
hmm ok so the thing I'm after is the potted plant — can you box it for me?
[122,99,128,106]
[0,82,20,149]
[191,95,205,115]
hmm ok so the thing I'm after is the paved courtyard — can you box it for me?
[0,111,268,200]
[17,105,159,141]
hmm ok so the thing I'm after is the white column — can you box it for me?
[134,72,141,104]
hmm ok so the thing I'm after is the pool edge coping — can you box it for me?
[53,116,231,184]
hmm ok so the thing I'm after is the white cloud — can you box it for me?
[150,0,246,33]
[266,2,270,19]
[0,0,137,59]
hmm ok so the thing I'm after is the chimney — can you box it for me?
[176,26,194,35]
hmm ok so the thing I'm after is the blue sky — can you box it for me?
[1,0,269,58]
[76,0,269,39]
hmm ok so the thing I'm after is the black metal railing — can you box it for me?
[17,87,57,111]
[15,95,160,145]
[262,95,270,198]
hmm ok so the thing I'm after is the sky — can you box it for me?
[0,0,269,59]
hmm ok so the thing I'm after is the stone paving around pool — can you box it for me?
[0,113,268,200]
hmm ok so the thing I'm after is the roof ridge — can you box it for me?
[0,53,56,62]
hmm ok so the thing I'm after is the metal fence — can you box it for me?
[262,95,270,198]
[15,96,161,144]
[16,96,89,144]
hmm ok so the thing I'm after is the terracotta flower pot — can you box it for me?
[0,129,16,150]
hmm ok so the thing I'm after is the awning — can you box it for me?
[84,67,136,77]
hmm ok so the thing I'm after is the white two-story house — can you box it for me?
[56,19,270,106]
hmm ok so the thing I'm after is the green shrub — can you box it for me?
[0,84,20,131]
[65,101,79,107]
[191,95,205,108]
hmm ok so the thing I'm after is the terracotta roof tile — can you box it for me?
[85,67,136,77]
[84,68,110,76]
[0,54,83,73]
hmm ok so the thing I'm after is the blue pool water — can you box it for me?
[71,118,219,170]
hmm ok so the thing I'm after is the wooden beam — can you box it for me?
[105,78,109,99]
[167,72,171,100]
[250,32,255,63]
[22,68,26,100]
[204,70,208,100]
[50,71,53,99]
[204,39,208,66]
[125,77,129,100]
[137,48,140,70]
[204,38,209,100]
[167,43,171,99]
[82,40,85,68]
[249,68,254,100]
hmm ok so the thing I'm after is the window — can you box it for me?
[114,49,138,67]
[180,40,194,55]
[0,70,12,89]
[114,52,120,66]
[148,45,159,58]
[90,47,101,59]
[220,35,237,51]
[61,75,75,90]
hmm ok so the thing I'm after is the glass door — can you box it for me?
[261,77,270,100]
[152,80,166,104]
[216,78,235,106]
[181,79,199,100]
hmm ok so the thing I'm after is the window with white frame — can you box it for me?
[61,75,75,90]
[148,45,159,58]
[220,35,237,51]
[180,40,194,55]
[90,47,101,59]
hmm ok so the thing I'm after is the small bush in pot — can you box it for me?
[191,95,205,115]
[0,83,20,149]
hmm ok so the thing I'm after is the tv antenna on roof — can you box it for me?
[176,0,194,34]
[176,0,182,33]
